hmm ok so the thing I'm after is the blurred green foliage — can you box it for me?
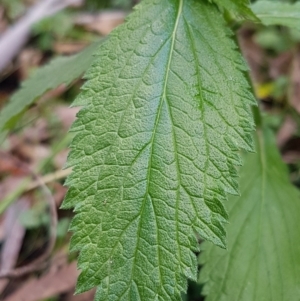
[2,0,25,19]
[84,0,133,10]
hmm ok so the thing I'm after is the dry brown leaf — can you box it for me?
[277,116,297,148]
[283,151,300,164]
[51,182,68,206]
[54,106,80,130]
[3,261,79,301]
[75,11,125,35]
[54,149,69,170]
[53,42,89,55]
[17,48,43,81]
[269,51,292,79]
[238,27,267,84]
[0,151,29,176]
[21,119,50,144]
[290,46,300,114]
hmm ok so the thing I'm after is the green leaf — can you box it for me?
[251,1,300,30]
[211,0,258,20]
[62,0,255,299]
[0,41,101,134]
[199,128,300,301]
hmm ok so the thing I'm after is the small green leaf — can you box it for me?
[62,0,255,299]
[199,128,300,301]
[211,0,258,20]
[251,1,300,30]
[0,41,101,134]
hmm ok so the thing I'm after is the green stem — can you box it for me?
[252,105,263,129]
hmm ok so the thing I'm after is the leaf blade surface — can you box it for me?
[251,1,300,30]
[212,0,257,20]
[63,0,255,300]
[199,128,300,301]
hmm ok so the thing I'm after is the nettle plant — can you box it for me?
[1,0,300,300]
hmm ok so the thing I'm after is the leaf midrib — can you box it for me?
[142,0,184,290]
[253,129,266,301]
[129,0,184,297]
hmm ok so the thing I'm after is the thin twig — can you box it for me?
[0,0,84,73]
[26,168,72,192]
